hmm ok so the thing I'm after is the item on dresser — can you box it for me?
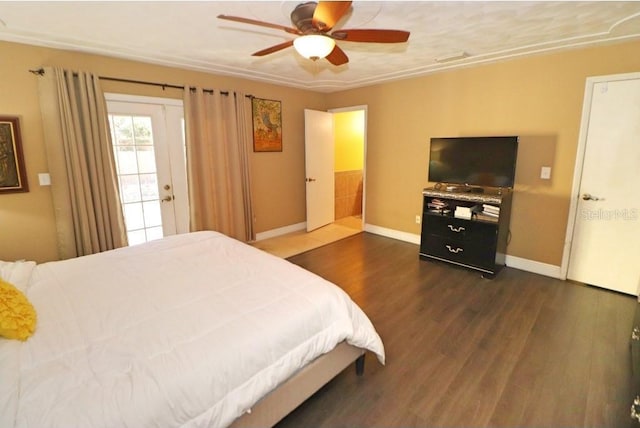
[427,198,451,214]
[454,204,481,220]
[482,204,500,215]
[428,198,447,209]
[476,212,499,223]
[454,206,471,219]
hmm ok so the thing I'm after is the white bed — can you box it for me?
[0,231,384,428]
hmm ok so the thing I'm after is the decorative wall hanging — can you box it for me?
[252,98,282,152]
[0,116,29,193]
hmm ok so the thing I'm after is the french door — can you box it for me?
[106,95,188,245]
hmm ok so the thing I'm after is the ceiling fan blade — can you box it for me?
[325,45,349,66]
[312,1,352,31]
[217,15,301,35]
[331,29,410,43]
[252,40,295,57]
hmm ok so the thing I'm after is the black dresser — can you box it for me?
[419,187,513,277]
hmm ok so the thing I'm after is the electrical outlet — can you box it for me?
[415,215,421,224]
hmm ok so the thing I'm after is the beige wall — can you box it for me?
[326,40,640,266]
[2,39,639,267]
[0,40,327,262]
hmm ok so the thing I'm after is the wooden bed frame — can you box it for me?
[230,342,365,427]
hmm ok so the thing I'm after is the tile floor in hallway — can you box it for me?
[251,216,362,258]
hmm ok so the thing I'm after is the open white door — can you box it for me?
[566,74,640,295]
[304,109,335,231]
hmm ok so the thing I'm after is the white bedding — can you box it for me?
[0,231,384,428]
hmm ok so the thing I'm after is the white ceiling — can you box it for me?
[1,1,639,93]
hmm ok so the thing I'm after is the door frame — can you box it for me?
[560,72,640,280]
[328,105,368,227]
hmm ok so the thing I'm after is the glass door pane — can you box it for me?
[109,114,164,245]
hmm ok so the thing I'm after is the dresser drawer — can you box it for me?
[421,235,497,271]
[423,214,497,242]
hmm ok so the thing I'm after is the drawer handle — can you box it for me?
[447,225,465,233]
[633,327,640,341]
[446,245,463,254]
[631,396,640,422]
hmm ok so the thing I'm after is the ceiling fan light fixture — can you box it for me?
[293,35,335,60]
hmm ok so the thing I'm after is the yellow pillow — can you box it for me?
[0,278,37,341]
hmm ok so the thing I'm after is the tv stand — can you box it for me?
[419,187,513,277]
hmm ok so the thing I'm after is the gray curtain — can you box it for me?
[183,89,254,242]
[37,67,127,259]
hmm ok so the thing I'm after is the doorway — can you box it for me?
[331,107,366,232]
[254,105,366,257]
[303,106,366,233]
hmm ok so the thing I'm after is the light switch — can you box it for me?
[38,173,51,186]
[540,166,551,180]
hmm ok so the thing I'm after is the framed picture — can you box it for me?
[252,98,282,152]
[0,116,29,193]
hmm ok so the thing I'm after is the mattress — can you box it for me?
[0,231,384,428]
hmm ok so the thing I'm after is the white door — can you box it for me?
[304,109,335,231]
[566,74,640,295]
[106,96,188,245]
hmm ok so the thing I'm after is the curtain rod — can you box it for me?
[29,68,254,98]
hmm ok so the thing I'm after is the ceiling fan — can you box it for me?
[217,1,410,66]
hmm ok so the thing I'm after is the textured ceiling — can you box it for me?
[1,1,639,92]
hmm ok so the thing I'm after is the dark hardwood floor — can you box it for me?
[276,232,636,427]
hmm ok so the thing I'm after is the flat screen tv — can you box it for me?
[428,136,518,188]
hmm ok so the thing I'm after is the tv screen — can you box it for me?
[428,136,518,188]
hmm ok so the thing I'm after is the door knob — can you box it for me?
[161,195,174,202]
[582,193,604,201]
[305,177,316,182]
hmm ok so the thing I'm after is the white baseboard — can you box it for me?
[363,223,421,245]
[255,222,306,241]
[504,255,562,279]
[363,223,562,279]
